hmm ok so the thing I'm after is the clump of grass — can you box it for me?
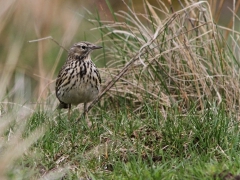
[86,0,240,117]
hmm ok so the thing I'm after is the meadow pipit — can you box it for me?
[55,41,102,119]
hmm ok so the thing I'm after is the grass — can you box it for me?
[1,0,240,179]
[6,103,240,179]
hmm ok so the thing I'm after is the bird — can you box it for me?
[55,41,102,119]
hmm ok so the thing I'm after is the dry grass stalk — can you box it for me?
[85,0,240,115]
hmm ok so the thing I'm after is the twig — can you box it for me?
[29,36,69,52]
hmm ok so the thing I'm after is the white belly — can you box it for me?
[58,83,100,105]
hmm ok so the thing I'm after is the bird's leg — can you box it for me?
[84,103,88,119]
[68,104,71,120]
[84,103,92,127]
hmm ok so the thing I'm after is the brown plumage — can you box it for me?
[55,41,102,119]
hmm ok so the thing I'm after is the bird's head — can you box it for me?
[69,41,102,57]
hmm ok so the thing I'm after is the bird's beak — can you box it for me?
[91,45,102,50]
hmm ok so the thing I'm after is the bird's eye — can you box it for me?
[82,46,86,49]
